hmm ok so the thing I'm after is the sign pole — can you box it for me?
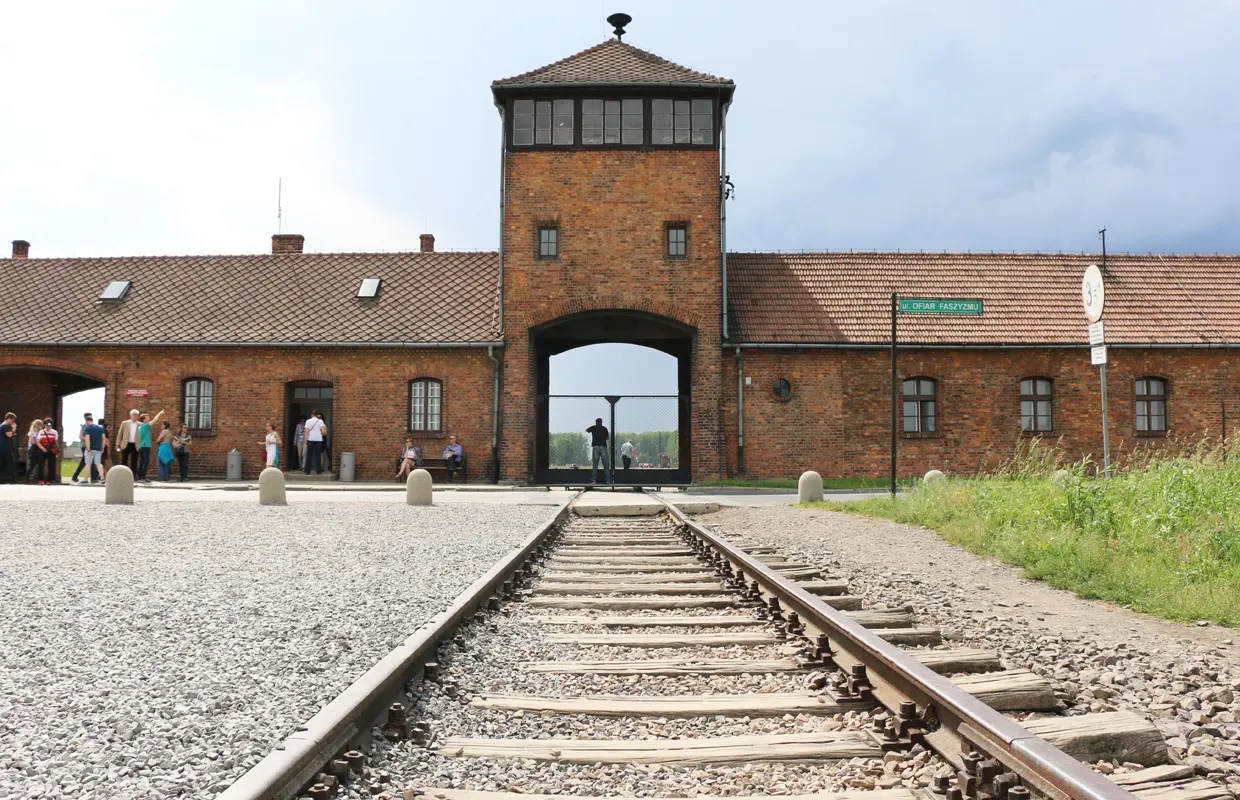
[1082,263,1109,476]
[890,292,898,499]
[1099,364,1111,474]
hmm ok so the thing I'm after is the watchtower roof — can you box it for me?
[492,38,733,91]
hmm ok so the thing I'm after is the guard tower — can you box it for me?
[492,14,736,484]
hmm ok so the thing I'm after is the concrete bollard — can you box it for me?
[258,467,287,506]
[924,469,946,483]
[1051,468,1070,488]
[407,468,432,506]
[797,470,824,503]
[105,465,134,505]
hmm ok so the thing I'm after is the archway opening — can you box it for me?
[548,343,681,474]
[0,367,107,482]
[532,310,694,486]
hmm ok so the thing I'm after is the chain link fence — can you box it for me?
[547,395,680,469]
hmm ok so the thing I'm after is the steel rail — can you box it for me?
[660,499,1136,800]
[219,494,577,800]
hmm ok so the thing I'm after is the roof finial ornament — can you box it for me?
[607,12,631,41]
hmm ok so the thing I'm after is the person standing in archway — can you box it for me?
[586,417,612,485]
[303,410,326,475]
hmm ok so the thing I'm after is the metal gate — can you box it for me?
[536,394,689,485]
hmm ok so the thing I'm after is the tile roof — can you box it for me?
[493,39,732,88]
[0,251,500,345]
[727,252,1240,346]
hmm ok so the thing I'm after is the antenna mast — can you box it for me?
[278,178,283,235]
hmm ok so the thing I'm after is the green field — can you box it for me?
[806,441,1240,626]
[696,476,916,491]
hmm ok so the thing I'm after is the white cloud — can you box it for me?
[1,3,419,258]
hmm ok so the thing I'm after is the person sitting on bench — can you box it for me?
[396,437,423,481]
[443,435,463,483]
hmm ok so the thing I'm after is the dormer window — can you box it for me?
[99,280,131,302]
[513,99,573,146]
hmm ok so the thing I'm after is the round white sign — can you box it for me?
[1081,264,1105,323]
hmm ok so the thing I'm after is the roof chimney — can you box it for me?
[272,234,305,254]
[11,240,30,259]
[420,234,435,253]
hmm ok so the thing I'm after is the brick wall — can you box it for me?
[500,148,724,482]
[724,347,1238,479]
[0,347,496,481]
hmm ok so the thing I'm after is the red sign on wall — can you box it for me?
[125,389,150,398]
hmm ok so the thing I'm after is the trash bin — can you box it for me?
[339,452,355,482]
[226,449,243,481]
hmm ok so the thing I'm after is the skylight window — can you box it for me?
[99,280,131,302]
[357,278,381,298]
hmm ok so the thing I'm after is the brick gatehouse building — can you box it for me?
[3,23,1239,483]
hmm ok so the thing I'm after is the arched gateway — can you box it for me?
[531,310,693,486]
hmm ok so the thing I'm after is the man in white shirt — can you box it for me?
[620,439,637,471]
[303,410,327,474]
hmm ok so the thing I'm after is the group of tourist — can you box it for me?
[0,409,194,485]
[1,405,469,485]
[289,410,328,473]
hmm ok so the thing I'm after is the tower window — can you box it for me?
[653,98,713,145]
[513,99,573,146]
[583,99,642,145]
[667,226,687,258]
[538,226,558,259]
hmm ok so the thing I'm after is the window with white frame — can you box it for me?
[409,379,443,433]
[183,378,214,430]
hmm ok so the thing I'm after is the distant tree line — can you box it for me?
[548,430,679,468]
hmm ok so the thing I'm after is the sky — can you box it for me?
[5,1,1240,428]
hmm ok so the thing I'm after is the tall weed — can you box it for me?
[812,440,1240,626]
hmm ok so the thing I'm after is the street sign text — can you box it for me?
[898,298,983,315]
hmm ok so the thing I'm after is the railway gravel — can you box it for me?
[0,501,560,800]
[347,609,949,799]
[706,505,1240,794]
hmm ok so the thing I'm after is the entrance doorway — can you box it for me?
[286,381,333,473]
[532,310,693,486]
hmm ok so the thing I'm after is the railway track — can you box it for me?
[222,496,1228,800]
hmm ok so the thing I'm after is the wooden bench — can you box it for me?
[399,455,467,483]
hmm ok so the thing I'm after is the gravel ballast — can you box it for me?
[705,506,1240,793]
[0,501,561,799]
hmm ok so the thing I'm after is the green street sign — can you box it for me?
[898,298,984,315]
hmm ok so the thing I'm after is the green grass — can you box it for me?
[805,440,1240,627]
[696,476,914,491]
